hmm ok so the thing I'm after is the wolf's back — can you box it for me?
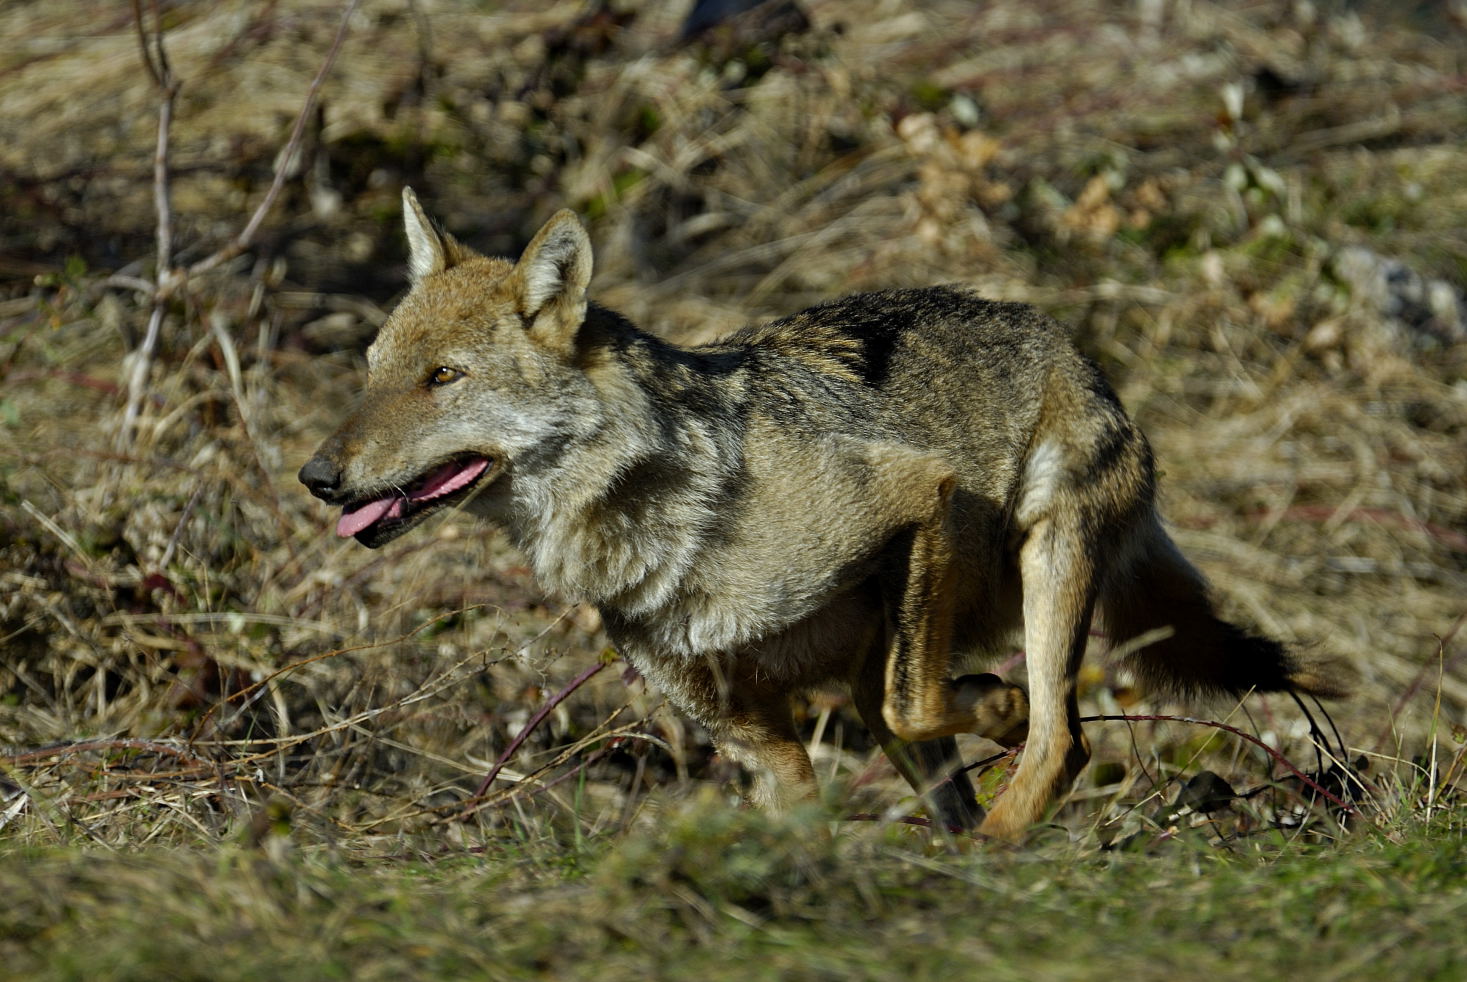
[730,288,1060,476]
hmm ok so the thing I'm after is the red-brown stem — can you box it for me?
[462,660,611,813]
[3,738,211,770]
[1079,713,1359,815]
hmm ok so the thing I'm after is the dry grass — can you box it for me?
[1,0,1464,883]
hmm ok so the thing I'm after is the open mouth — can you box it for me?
[336,455,494,548]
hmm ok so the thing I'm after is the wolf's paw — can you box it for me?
[950,673,1029,747]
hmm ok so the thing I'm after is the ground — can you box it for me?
[1,0,1465,977]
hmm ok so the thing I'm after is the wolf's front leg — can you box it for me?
[669,658,818,811]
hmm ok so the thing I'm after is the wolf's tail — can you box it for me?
[1098,517,1350,700]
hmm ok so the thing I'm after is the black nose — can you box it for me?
[298,455,343,501]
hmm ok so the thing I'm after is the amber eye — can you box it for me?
[427,366,463,386]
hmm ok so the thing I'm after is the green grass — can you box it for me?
[3,798,1465,982]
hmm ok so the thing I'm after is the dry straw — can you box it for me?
[1,0,1463,849]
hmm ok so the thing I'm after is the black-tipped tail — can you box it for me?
[1099,519,1351,700]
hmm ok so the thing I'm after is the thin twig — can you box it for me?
[117,304,165,449]
[460,658,612,815]
[129,0,163,89]
[148,0,177,288]
[158,481,206,570]
[117,0,180,450]
[116,0,361,450]
[3,738,212,770]
[100,274,157,296]
[185,0,361,282]
[1080,713,1359,816]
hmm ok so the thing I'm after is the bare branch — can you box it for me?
[118,0,180,450]
[99,274,156,296]
[152,69,178,283]
[148,0,173,83]
[129,0,163,89]
[117,304,166,449]
[186,0,362,282]
[117,0,361,449]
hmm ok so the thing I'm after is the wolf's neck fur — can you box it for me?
[504,309,741,620]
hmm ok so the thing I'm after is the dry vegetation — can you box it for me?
[1,0,1466,974]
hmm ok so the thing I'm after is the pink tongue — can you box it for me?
[334,458,490,538]
[336,496,401,538]
[409,458,490,502]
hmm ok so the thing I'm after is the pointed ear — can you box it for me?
[510,209,592,354]
[402,187,474,284]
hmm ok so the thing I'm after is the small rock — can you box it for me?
[1332,245,1466,350]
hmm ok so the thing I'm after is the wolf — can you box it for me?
[299,189,1347,840]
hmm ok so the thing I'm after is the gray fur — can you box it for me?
[300,200,1349,839]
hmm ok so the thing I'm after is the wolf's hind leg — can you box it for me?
[877,485,1030,749]
[950,673,1029,747]
[853,645,983,831]
[976,513,1095,841]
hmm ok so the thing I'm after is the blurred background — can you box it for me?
[1,0,1464,849]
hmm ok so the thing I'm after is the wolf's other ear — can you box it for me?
[402,187,474,284]
[511,209,592,355]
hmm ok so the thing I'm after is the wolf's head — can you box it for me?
[299,189,600,547]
